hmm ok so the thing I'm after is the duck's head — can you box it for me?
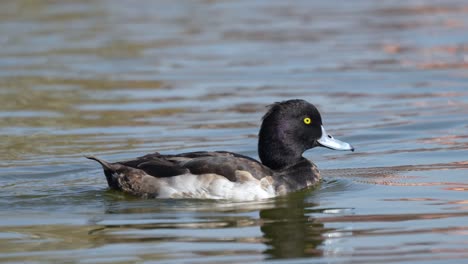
[258,99,354,170]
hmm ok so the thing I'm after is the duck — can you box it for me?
[87,99,354,201]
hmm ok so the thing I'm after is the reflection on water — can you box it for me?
[260,195,325,259]
[1,0,468,263]
[0,192,330,262]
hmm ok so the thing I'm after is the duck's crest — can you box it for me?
[262,99,306,120]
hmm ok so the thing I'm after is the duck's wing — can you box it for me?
[115,151,273,182]
[113,152,186,178]
[175,151,273,181]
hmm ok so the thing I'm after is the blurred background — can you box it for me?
[0,0,467,263]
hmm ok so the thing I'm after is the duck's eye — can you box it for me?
[303,117,312,125]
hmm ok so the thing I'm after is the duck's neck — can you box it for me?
[258,125,304,170]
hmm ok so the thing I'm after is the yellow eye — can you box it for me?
[303,117,312,125]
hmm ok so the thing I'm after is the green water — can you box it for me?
[1,0,468,263]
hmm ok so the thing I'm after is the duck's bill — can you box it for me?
[317,126,354,152]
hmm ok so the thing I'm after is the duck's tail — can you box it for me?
[86,155,121,189]
[86,155,114,170]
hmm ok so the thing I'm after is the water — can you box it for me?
[1,0,468,263]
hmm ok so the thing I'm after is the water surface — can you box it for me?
[1,0,468,263]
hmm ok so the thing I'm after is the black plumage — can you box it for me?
[87,99,354,200]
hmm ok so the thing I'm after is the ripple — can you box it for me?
[1,0,468,263]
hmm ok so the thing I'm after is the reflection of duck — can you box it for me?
[87,99,353,201]
[260,192,326,259]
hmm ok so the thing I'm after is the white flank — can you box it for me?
[151,172,277,201]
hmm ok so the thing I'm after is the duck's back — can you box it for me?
[120,151,273,180]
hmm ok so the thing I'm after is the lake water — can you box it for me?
[1,0,468,263]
